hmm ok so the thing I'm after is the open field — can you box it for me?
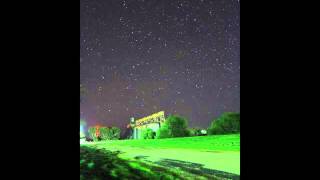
[82,134,240,179]
[89,134,240,151]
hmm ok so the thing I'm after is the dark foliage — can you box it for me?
[207,112,240,135]
[157,115,190,139]
[141,128,156,139]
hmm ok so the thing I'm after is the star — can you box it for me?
[81,0,239,129]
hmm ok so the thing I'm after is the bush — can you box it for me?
[99,127,111,140]
[141,128,156,139]
[100,127,121,140]
[156,115,190,139]
[88,126,121,141]
[188,128,202,136]
[207,112,240,135]
[88,127,99,141]
[109,127,121,140]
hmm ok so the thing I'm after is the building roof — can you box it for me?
[135,111,165,124]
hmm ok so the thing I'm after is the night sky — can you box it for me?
[80,0,240,130]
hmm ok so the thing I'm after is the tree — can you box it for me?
[156,115,190,139]
[121,125,133,139]
[207,112,240,135]
[156,124,171,139]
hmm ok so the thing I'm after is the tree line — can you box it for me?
[140,112,240,139]
[84,112,240,141]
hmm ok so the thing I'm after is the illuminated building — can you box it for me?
[130,111,166,139]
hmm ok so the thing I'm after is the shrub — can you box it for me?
[188,128,202,136]
[99,127,121,140]
[88,127,99,141]
[110,127,121,140]
[141,128,156,139]
[99,127,111,140]
[88,126,121,141]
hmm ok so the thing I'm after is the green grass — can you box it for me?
[82,134,240,178]
[89,134,239,151]
[80,146,190,180]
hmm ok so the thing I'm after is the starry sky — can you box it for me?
[80,0,240,130]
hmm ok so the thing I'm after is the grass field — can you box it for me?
[90,134,239,151]
[82,134,240,179]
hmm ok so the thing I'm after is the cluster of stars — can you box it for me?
[80,0,240,128]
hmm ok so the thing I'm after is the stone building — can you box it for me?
[130,111,166,139]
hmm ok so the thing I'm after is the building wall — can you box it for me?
[133,111,165,139]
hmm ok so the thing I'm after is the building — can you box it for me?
[130,111,166,139]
